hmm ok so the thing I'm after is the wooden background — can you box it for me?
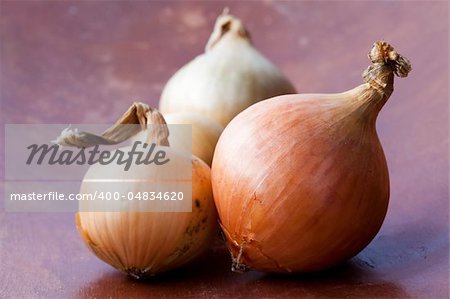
[1,1,448,298]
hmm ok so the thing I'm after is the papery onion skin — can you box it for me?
[159,12,296,126]
[211,41,411,273]
[77,155,217,278]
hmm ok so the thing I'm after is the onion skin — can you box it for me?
[211,41,411,273]
[77,156,217,278]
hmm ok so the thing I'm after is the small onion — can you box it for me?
[56,105,218,278]
[211,41,411,273]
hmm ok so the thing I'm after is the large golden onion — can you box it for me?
[211,41,411,273]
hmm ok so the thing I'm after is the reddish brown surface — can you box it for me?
[0,1,448,298]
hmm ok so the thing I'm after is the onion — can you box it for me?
[55,104,218,278]
[159,10,296,126]
[211,41,411,273]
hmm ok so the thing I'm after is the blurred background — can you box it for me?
[0,1,448,298]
